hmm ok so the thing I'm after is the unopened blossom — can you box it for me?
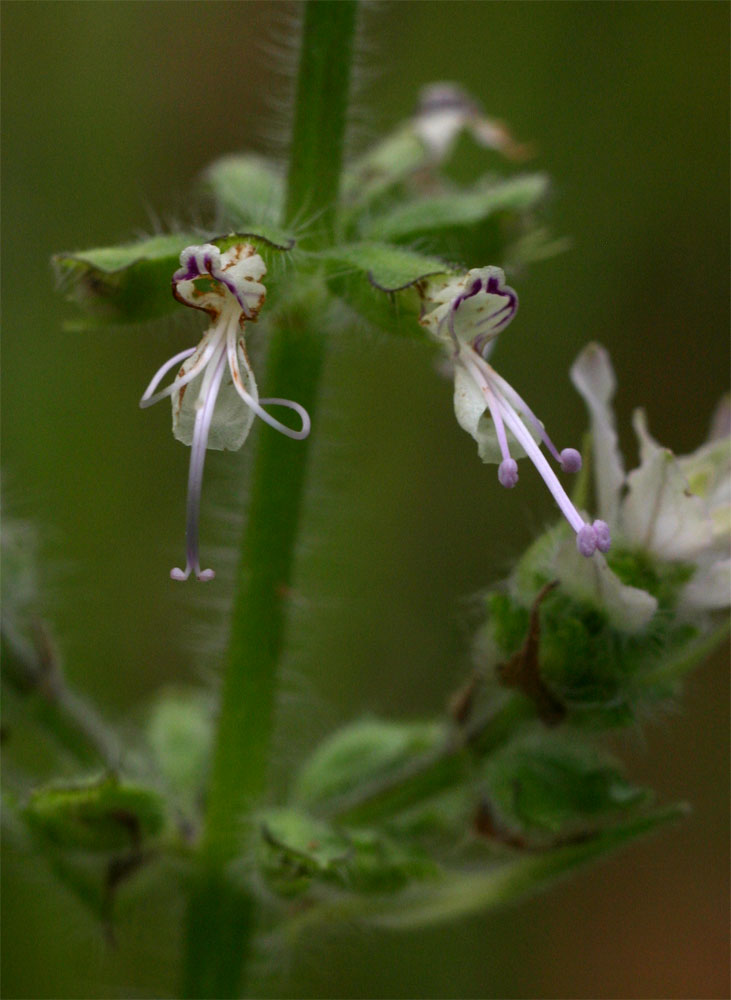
[414,82,529,163]
[571,343,730,612]
[419,267,609,557]
[140,243,310,581]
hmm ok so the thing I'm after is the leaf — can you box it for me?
[343,124,428,205]
[53,231,294,327]
[202,153,284,227]
[294,717,445,810]
[146,690,213,815]
[53,233,199,325]
[24,774,165,852]
[322,241,451,292]
[360,174,550,243]
[484,732,649,837]
[328,272,425,339]
[366,804,687,929]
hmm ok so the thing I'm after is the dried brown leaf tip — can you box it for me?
[497,581,566,726]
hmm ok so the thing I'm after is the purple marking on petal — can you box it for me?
[172,263,202,283]
[173,245,222,286]
[417,83,479,118]
[576,524,597,557]
[451,278,482,317]
[448,277,489,345]
[560,448,582,473]
[490,290,519,324]
[593,519,611,552]
[498,457,519,488]
[472,297,518,356]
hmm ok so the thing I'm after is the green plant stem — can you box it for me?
[284,0,358,238]
[202,319,327,864]
[1,628,119,768]
[183,4,358,997]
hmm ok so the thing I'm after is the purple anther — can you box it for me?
[576,524,597,557]
[498,458,519,488]
[560,447,582,474]
[593,519,611,553]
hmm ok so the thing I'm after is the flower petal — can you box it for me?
[551,532,658,633]
[415,82,527,162]
[420,266,517,351]
[172,243,267,320]
[679,557,731,612]
[622,409,713,561]
[570,343,625,524]
[172,329,257,452]
[453,365,530,463]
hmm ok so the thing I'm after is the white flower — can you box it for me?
[140,243,310,581]
[571,343,731,613]
[414,83,528,162]
[419,267,610,558]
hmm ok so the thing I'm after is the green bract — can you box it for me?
[484,731,650,837]
[24,775,165,853]
[258,807,439,898]
[294,717,445,810]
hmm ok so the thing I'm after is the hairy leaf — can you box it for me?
[203,153,284,227]
[322,242,450,292]
[484,732,649,837]
[367,804,687,929]
[361,174,549,242]
[294,717,445,810]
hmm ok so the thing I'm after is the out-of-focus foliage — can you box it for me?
[3,3,728,999]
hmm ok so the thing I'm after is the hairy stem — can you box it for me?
[1,626,119,769]
[284,0,358,238]
[183,4,358,997]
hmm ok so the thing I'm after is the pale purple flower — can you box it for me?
[419,267,609,558]
[414,83,529,162]
[572,343,730,614]
[140,243,310,581]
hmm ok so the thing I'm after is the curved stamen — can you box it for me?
[489,379,594,546]
[257,398,312,439]
[489,367,582,473]
[140,339,222,408]
[462,354,518,488]
[170,342,228,582]
[139,348,196,408]
[226,331,310,440]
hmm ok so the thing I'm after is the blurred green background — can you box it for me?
[2,2,729,997]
